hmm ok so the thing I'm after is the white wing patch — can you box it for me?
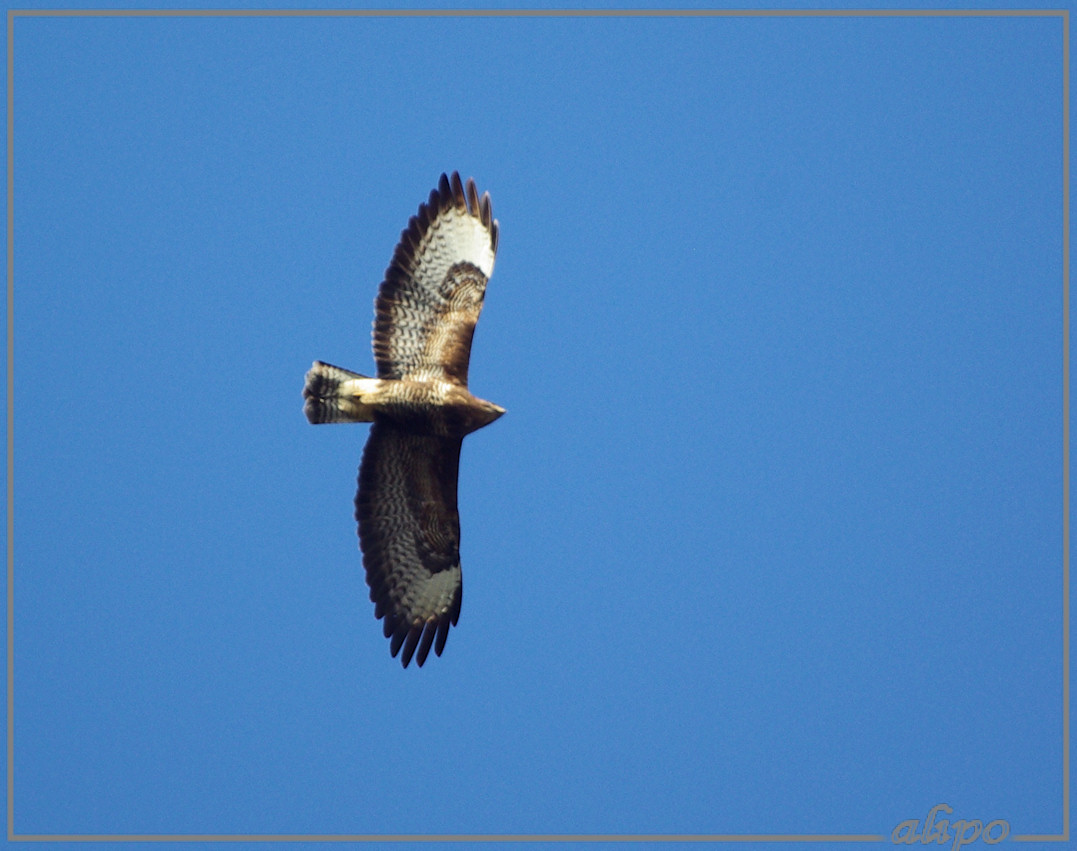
[372,172,500,385]
[414,200,496,283]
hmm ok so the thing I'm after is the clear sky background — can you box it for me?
[7,5,1067,850]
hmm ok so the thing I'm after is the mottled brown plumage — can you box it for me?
[304,172,502,667]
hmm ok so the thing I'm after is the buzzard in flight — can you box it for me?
[303,172,503,667]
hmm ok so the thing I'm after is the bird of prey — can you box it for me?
[303,172,503,667]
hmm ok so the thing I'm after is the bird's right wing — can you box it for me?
[371,172,499,387]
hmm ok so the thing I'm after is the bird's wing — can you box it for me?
[372,172,499,387]
[355,422,464,667]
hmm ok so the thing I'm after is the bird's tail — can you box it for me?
[303,361,383,424]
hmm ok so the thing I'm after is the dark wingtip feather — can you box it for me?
[415,620,439,667]
[478,191,491,227]
[400,626,422,668]
[378,606,456,668]
[434,616,450,657]
[383,612,455,668]
[449,171,465,209]
[465,178,480,217]
[389,621,406,654]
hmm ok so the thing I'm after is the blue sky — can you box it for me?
[7,6,1067,849]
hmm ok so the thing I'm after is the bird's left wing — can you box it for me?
[354,423,464,667]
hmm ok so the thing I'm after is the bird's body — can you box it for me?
[304,172,502,667]
[305,366,503,436]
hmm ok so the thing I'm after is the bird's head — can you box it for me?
[474,397,506,428]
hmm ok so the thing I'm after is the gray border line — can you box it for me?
[6,8,1068,844]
